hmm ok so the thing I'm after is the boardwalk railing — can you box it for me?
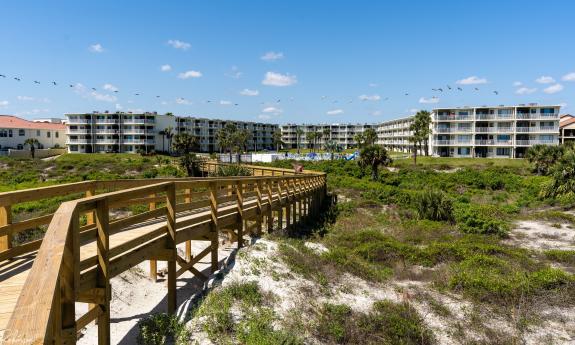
[1,163,326,344]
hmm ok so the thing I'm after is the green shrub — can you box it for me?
[544,250,575,264]
[315,303,352,343]
[414,190,453,221]
[137,313,190,345]
[211,164,253,177]
[454,204,509,236]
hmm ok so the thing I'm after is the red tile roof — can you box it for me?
[0,115,65,130]
[560,114,575,128]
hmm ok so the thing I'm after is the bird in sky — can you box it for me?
[156,95,160,98]
[474,87,479,91]
[0,74,5,78]
[432,88,437,91]
[384,97,389,101]
[134,93,140,96]
[33,80,40,84]
[114,90,119,93]
[234,103,239,106]
[447,85,452,90]
[277,99,281,103]
[457,87,463,91]
[14,77,20,81]
[69,84,74,87]
[493,91,499,95]
[438,88,443,92]
[91,87,97,91]
[52,81,57,86]
[404,93,409,96]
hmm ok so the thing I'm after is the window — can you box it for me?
[37,130,40,136]
[55,131,59,138]
[498,109,512,115]
[19,129,25,136]
[8,130,12,137]
[496,148,510,156]
[540,108,555,114]
[47,131,51,138]
[0,130,7,137]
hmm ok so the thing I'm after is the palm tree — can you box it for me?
[158,129,166,153]
[172,133,199,155]
[234,129,252,162]
[542,149,575,199]
[358,145,392,181]
[354,133,365,149]
[24,138,40,159]
[363,128,378,146]
[526,144,564,175]
[272,130,283,152]
[409,111,432,165]
[216,123,238,162]
[322,127,331,149]
[305,132,316,153]
[324,140,338,160]
[296,128,304,154]
[316,132,323,152]
[164,127,174,155]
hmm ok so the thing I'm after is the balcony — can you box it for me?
[123,128,147,134]
[66,129,91,134]
[516,113,559,120]
[475,139,512,146]
[435,140,472,146]
[122,139,155,145]
[516,126,559,133]
[66,139,91,144]
[94,119,119,124]
[436,127,472,133]
[515,139,558,146]
[436,115,473,121]
[67,119,91,124]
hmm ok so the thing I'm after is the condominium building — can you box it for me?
[0,115,66,150]
[377,116,414,152]
[560,114,575,144]
[432,104,561,158]
[280,123,377,150]
[65,112,279,153]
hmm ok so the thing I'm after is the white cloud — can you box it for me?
[91,92,117,102]
[543,83,564,94]
[371,110,382,116]
[326,109,343,115]
[160,64,172,72]
[258,114,272,120]
[262,72,297,86]
[369,83,379,87]
[0,100,9,107]
[167,39,191,50]
[513,81,523,87]
[239,88,259,96]
[419,97,440,104]
[515,87,537,95]
[115,104,123,110]
[89,43,104,53]
[359,94,381,101]
[17,96,50,103]
[16,108,50,116]
[178,70,202,79]
[103,83,118,92]
[226,66,242,79]
[175,98,192,105]
[562,72,575,81]
[558,102,568,108]
[536,76,555,84]
[261,51,284,61]
[262,106,282,114]
[220,100,232,105]
[456,76,487,85]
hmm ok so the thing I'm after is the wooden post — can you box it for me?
[95,199,111,345]
[236,181,244,249]
[184,188,192,262]
[285,180,291,232]
[86,189,95,225]
[256,180,263,236]
[58,209,79,344]
[0,205,12,251]
[266,179,273,232]
[209,182,219,273]
[149,193,157,282]
[166,183,177,314]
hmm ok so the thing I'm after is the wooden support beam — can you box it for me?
[0,205,12,251]
[236,181,244,249]
[148,193,157,282]
[184,188,192,262]
[255,180,263,236]
[166,183,177,314]
[209,182,219,273]
[95,199,111,345]
[266,180,273,232]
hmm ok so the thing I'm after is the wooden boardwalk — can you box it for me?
[0,163,327,344]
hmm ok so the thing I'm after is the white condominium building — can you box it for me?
[377,116,414,152]
[432,104,561,158]
[0,115,66,150]
[280,123,377,150]
[66,112,278,154]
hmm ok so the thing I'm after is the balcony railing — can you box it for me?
[436,127,473,133]
[516,113,558,120]
[435,140,472,145]
[515,139,558,146]
[436,115,473,121]
[475,139,513,145]
[516,126,559,133]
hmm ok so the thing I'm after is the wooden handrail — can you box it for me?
[2,162,327,344]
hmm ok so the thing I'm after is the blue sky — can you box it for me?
[0,0,574,124]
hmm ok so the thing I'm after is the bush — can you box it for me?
[414,190,453,221]
[544,250,575,264]
[211,164,253,177]
[137,313,190,345]
[454,204,509,236]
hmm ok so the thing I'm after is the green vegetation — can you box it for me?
[544,250,575,264]
[196,281,301,344]
[314,301,435,345]
[137,313,190,345]
[210,164,253,177]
